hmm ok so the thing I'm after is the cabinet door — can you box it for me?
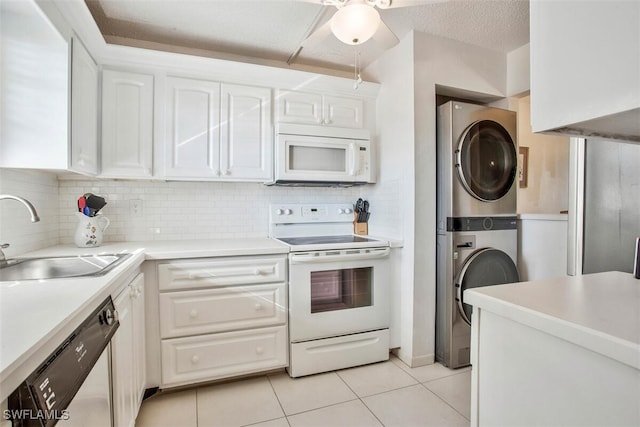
[112,272,145,427]
[112,283,135,427]
[164,77,221,178]
[131,273,146,412]
[276,90,323,125]
[323,95,364,129]
[101,70,154,178]
[70,38,99,175]
[0,0,68,169]
[220,84,272,180]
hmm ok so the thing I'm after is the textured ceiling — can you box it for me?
[85,0,530,74]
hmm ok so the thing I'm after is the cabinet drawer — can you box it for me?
[160,283,287,338]
[161,325,288,387]
[158,256,286,291]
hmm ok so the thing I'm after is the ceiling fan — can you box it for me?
[300,0,440,50]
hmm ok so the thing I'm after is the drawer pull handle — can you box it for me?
[191,355,200,364]
[254,303,263,311]
[189,309,199,319]
[253,266,274,276]
[188,273,209,280]
[255,346,264,355]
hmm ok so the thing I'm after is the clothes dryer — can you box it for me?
[436,216,519,368]
[437,102,518,232]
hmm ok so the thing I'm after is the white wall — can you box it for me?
[364,31,510,367]
[507,43,530,97]
[517,96,570,214]
[57,178,360,244]
[0,169,59,257]
[363,34,415,353]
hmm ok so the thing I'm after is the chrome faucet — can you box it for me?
[0,194,40,263]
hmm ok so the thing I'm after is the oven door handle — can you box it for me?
[290,247,390,264]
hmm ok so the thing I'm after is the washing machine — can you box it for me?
[435,101,520,368]
[436,101,518,232]
[436,217,520,368]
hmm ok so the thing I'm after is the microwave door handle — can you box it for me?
[290,248,390,264]
[348,143,359,176]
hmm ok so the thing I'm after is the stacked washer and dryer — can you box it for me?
[436,101,520,368]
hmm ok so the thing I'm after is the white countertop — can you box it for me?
[464,271,640,369]
[0,238,289,402]
[518,213,568,221]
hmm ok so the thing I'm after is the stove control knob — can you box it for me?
[344,208,353,214]
[337,208,345,214]
[275,209,284,215]
[284,209,293,215]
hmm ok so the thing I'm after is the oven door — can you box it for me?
[288,247,390,342]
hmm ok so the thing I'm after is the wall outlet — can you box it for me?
[130,199,143,217]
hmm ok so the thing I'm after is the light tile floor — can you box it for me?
[135,356,471,427]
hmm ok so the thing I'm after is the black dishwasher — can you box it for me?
[8,296,119,427]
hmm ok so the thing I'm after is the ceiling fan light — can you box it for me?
[330,3,381,45]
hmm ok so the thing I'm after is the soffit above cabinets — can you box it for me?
[84,0,530,75]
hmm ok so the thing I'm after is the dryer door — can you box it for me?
[456,120,517,201]
[456,248,519,325]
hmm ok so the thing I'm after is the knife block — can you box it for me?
[353,213,368,235]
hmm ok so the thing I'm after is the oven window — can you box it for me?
[310,268,372,313]
[289,145,346,172]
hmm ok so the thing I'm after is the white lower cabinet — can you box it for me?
[158,255,287,388]
[112,273,146,427]
[162,326,287,386]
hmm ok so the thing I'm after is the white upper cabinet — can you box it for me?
[101,70,154,178]
[0,0,72,170]
[0,1,101,174]
[163,77,272,181]
[277,90,363,129]
[277,91,323,125]
[164,77,221,179]
[70,39,99,175]
[323,95,364,129]
[530,1,640,142]
[220,84,272,180]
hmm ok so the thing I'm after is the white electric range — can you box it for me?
[269,203,391,377]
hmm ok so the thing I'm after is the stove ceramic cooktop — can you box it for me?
[274,234,388,252]
[277,235,378,246]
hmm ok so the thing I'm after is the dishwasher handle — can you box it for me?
[290,247,390,264]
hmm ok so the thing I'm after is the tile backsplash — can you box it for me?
[0,169,59,257]
[1,169,398,255]
[58,179,361,244]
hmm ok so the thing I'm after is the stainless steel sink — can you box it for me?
[0,253,131,281]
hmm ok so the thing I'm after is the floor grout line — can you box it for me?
[419,381,471,422]
[265,374,291,426]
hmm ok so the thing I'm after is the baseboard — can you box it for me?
[392,348,435,368]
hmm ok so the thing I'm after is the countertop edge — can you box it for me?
[465,273,640,370]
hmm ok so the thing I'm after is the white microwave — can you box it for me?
[272,124,372,186]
